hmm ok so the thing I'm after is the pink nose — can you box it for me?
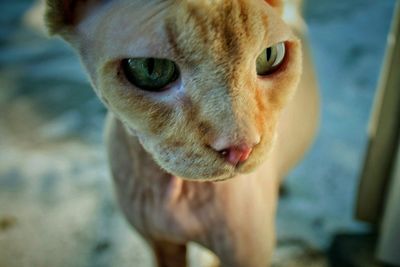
[218,145,253,166]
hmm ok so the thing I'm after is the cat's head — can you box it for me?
[45,0,302,181]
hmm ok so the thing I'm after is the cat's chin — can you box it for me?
[158,164,235,182]
[160,152,267,182]
[159,157,263,182]
[171,171,237,182]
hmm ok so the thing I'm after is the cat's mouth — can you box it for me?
[139,134,268,181]
[160,150,259,182]
[213,140,266,169]
[181,145,264,181]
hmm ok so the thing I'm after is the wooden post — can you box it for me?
[356,1,400,225]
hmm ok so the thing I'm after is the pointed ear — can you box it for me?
[45,0,104,36]
[264,0,283,14]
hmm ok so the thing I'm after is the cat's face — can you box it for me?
[46,0,301,181]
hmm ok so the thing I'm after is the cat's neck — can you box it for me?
[107,114,222,207]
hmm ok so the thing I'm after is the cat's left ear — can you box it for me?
[264,0,283,15]
[45,0,105,36]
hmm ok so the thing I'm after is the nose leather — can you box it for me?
[219,145,253,166]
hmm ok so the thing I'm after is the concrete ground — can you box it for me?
[0,0,396,266]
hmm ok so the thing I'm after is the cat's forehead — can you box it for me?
[79,0,293,65]
[165,0,291,64]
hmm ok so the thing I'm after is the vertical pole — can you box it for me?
[356,0,400,224]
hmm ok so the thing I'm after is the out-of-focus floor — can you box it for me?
[0,0,396,266]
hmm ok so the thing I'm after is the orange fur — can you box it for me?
[45,0,319,266]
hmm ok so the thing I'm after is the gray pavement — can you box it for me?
[0,0,396,266]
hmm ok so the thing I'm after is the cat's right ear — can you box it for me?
[264,0,283,15]
[45,0,105,37]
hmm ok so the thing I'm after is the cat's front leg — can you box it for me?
[148,239,188,267]
[202,174,278,267]
[211,231,275,267]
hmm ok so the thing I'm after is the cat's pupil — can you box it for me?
[266,48,272,61]
[147,58,155,76]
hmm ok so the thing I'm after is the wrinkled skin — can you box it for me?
[45,0,319,266]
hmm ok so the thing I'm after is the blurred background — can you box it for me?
[0,0,398,266]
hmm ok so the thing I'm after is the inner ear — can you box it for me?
[264,0,283,14]
[45,0,104,35]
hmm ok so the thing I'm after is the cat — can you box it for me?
[45,0,319,266]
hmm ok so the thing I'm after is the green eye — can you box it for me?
[122,58,180,92]
[256,42,286,76]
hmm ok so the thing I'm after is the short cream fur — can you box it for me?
[45,0,319,266]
